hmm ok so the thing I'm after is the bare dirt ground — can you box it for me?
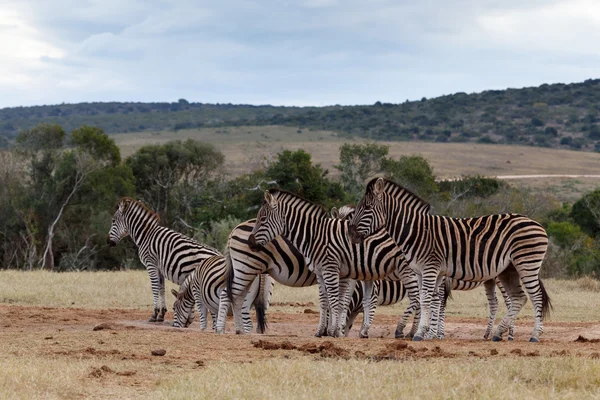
[3,304,600,398]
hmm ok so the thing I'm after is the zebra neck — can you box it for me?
[387,201,432,263]
[282,206,326,258]
[126,213,159,248]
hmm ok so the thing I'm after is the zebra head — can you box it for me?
[248,190,285,251]
[171,288,195,328]
[107,198,132,247]
[349,177,386,244]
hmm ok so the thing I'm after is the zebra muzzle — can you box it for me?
[349,225,364,244]
[247,234,263,252]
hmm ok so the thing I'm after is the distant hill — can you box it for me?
[1,78,600,151]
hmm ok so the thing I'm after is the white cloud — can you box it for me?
[0,0,599,108]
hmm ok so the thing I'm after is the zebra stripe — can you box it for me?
[215,219,320,335]
[107,197,222,322]
[171,252,272,332]
[349,178,551,342]
[248,189,406,338]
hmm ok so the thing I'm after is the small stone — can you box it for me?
[151,349,167,356]
[490,349,498,356]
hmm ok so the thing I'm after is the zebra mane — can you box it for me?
[120,197,161,223]
[365,178,431,213]
[265,189,329,217]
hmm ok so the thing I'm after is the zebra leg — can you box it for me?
[424,286,442,340]
[215,288,229,334]
[483,280,498,340]
[515,263,549,343]
[338,278,355,334]
[157,273,167,322]
[493,267,527,342]
[345,310,359,337]
[396,279,418,339]
[240,276,261,334]
[315,273,330,337]
[232,284,252,334]
[413,270,439,341]
[193,289,208,330]
[322,269,343,338]
[334,278,352,338]
[359,280,377,339]
[211,312,217,332]
[497,280,515,340]
[147,268,162,322]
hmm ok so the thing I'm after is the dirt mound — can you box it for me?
[88,365,136,378]
[574,335,600,343]
[270,302,315,307]
[252,340,297,350]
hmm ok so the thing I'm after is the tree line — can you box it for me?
[1,123,600,277]
[1,79,600,151]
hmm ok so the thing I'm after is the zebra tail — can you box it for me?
[225,246,235,305]
[539,279,553,320]
[443,277,453,303]
[254,274,268,334]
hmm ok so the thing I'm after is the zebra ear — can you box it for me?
[330,207,339,219]
[171,289,179,298]
[264,190,277,207]
[374,178,385,196]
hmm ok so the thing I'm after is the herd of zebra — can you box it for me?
[107,177,551,343]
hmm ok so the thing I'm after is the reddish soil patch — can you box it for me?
[2,304,600,398]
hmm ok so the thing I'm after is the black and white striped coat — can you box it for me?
[349,178,551,342]
[216,219,320,335]
[249,190,406,338]
[171,253,271,332]
[107,197,269,329]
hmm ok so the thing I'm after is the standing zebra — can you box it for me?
[107,197,268,329]
[215,219,324,335]
[337,204,514,340]
[248,189,406,338]
[332,205,421,338]
[349,178,551,342]
[171,253,271,332]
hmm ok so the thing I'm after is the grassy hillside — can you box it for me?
[2,79,600,150]
[111,125,600,202]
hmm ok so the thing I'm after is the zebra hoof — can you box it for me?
[148,317,157,323]
[412,335,423,342]
[395,332,405,339]
[492,336,502,342]
[529,337,539,343]
[156,317,165,323]
[508,337,514,341]
[359,332,369,339]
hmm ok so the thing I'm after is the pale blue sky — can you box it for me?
[1,0,599,108]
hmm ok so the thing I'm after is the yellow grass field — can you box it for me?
[2,270,600,399]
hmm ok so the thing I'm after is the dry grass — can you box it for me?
[0,356,146,399]
[158,357,600,400]
[2,270,600,399]
[0,270,177,310]
[111,126,600,182]
[2,271,600,323]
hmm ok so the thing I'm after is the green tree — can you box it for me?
[266,149,343,206]
[126,139,224,224]
[335,142,389,200]
[571,189,600,237]
[381,155,438,198]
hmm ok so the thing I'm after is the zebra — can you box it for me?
[171,252,272,332]
[332,205,421,338]
[248,189,407,338]
[215,219,324,335]
[349,177,551,342]
[107,197,269,330]
[337,204,514,340]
